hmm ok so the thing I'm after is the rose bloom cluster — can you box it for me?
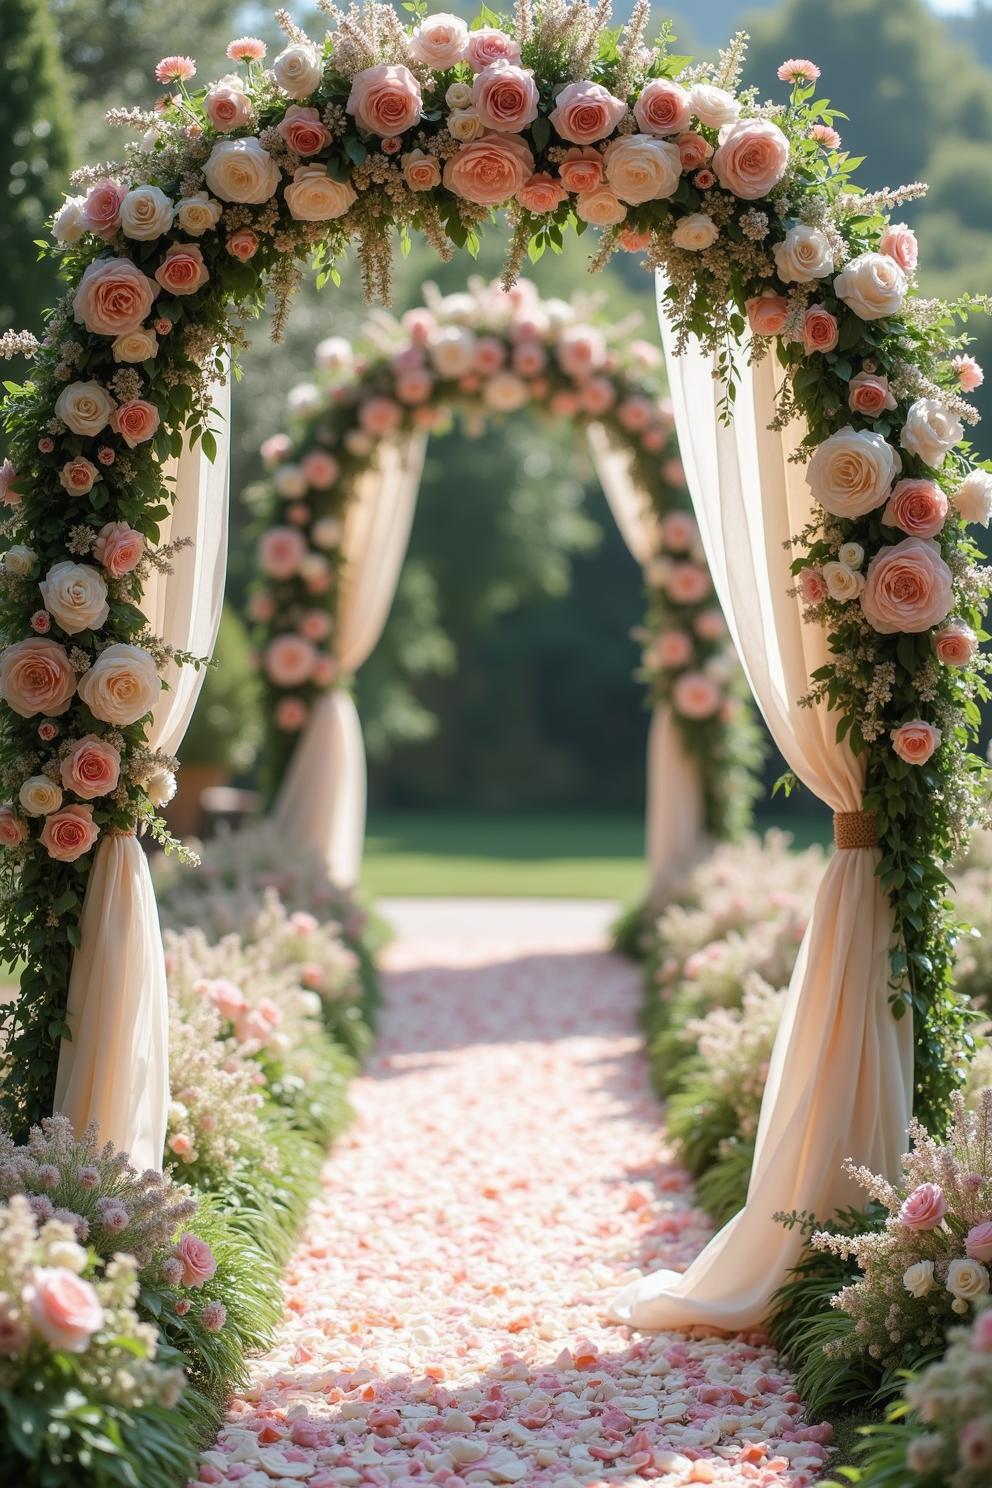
[887,1308,992,1485]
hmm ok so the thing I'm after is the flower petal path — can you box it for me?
[193,906,832,1488]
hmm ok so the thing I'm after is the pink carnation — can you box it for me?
[155,55,196,84]
[811,124,841,149]
[777,58,820,83]
[227,37,266,63]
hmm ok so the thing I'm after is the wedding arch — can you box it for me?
[0,1,989,1330]
[246,275,761,891]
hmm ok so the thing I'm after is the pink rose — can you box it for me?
[557,325,607,378]
[39,804,99,862]
[667,563,711,604]
[92,521,145,577]
[882,479,948,539]
[26,1268,104,1351]
[661,511,697,552]
[953,354,984,393]
[0,638,76,717]
[80,179,128,237]
[516,172,568,213]
[401,149,441,192]
[111,398,160,447]
[299,610,331,642]
[695,167,716,189]
[346,64,422,138]
[204,77,252,132]
[227,229,259,261]
[276,697,307,731]
[395,368,433,404]
[472,62,539,133]
[300,451,338,489]
[175,1232,217,1288]
[277,104,331,156]
[879,222,918,274]
[0,805,28,847]
[312,655,337,687]
[673,671,721,719]
[578,376,616,415]
[799,567,827,604]
[465,27,520,72]
[898,1181,947,1228]
[933,622,977,667]
[199,977,247,1019]
[965,1222,992,1263]
[654,631,693,667]
[154,242,209,296]
[675,131,713,171]
[848,371,897,416]
[258,526,307,579]
[618,395,654,432]
[712,118,790,199]
[860,537,954,634]
[558,147,603,194]
[60,735,121,799]
[890,721,942,767]
[803,305,838,354]
[72,257,158,337]
[634,78,691,137]
[59,458,100,497]
[442,133,534,206]
[473,338,505,374]
[745,292,789,336]
[261,433,291,466]
[550,80,626,145]
[359,396,402,436]
[265,634,317,686]
[513,340,546,376]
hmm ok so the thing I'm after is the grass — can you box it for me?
[360,807,832,899]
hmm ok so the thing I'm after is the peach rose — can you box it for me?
[882,478,948,539]
[516,172,568,213]
[347,64,422,137]
[575,184,626,226]
[265,634,317,687]
[203,137,281,203]
[891,720,941,765]
[111,398,160,448]
[879,221,918,274]
[175,1232,217,1288]
[557,325,607,378]
[205,76,252,132]
[848,371,897,417]
[953,354,984,393]
[513,340,546,376]
[258,526,307,579]
[26,1268,104,1350]
[59,458,100,497]
[39,804,100,862]
[578,376,616,415]
[472,61,539,132]
[76,643,162,725]
[395,368,433,404]
[0,457,19,506]
[803,306,838,354]
[712,118,789,199]
[40,561,109,635]
[227,228,259,261]
[745,292,789,336]
[402,149,441,192]
[0,805,28,847]
[154,242,209,296]
[898,1180,947,1227]
[442,133,534,206]
[465,27,520,72]
[284,164,357,221]
[558,147,603,194]
[276,697,307,730]
[861,537,954,635]
[933,622,977,667]
[409,13,468,68]
[661,511,698,551]
[277,104,331,156]
[80,178,128,237]
[61,735,121,799]
[0,638,76,717]
[93,521,145,577]
[550,80,626,145]
[72,258,158,338]
[673,671,721,719]
[634,78,692,137]
[675,131,712,171]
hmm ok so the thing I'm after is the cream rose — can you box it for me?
[689,84,740,129]
[176,192,223,236]
[550,80,626,145]
[822,560,865,602]
[77,643,161,725]
[671,212,718,251]
[834,251,907,321]
[284,165,357,221]
[346,64,422,138]
[4,544,36,576]
[575,185,627,226]
[902,1260,936,1298]
[119,184,174,240]
[0,638,76,717]
[72,258,158,338]
[55,380,117,437]
[946,1258,990,1304]
[19,776,63,817]
[861,538,955,635]
[472,62,539,133]
[448,108,486,143]
[442,133,533,206]
[429,326,477,377]
[409,13,468,68]
[772,224,834,283]
[40,562,110,635]
[805,427,899,517]
[272,42,323,99]
[712,118,789,199]
[900,398,964,469]
[203,137,281,203]
[402,149,442,192]
[603,136,681,204]
[111,328,158,363]
[955,468,992,526]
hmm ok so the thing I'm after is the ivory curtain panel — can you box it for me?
[273,434,427,888]
[54,377,232,1171]
[611,290,913,1331]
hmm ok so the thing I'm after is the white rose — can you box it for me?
[955,468,992,526]
[901,398,964,469]
[4,545,37,577]
[671,212,718,251]
[772,224,834,283]
[483,372,528,412]
[77,643,161,725]
[273,42,323,99]
[55,380,117,437]
[203,137,281,204]
[902,1260,935,1298]
[445,81,473,110]
[45,1240,88,1273]
[119,184,175,240]
[805,427,900,518]
[603,136,681,205]
[19,775,63,817]
[822,560,865,602]
[144,768,176,808]
[429,326,477,377]
[834,251,907,321]
[312,516,343,548]
[315,337,353,374]
[176,192,223,236]
[689,84,740,129]
[111,328,158,363]
[40,561,110,635]
[946,1257,990,1303]
[839,541,865,570]
[274,464,307,498]
[52,195,86,244]
[284,164,356,222]
[448,108,486,143]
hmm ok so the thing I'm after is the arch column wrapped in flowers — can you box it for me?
[0,4,989,1325]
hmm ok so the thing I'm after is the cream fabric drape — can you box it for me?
[610,292,913,1332]
[54,377,231,1170]
[274,434,427,887]
[587,423,706,905]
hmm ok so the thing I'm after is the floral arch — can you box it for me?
[246,275,761,888]
[0,1,990,1332]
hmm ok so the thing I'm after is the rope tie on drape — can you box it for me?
[833,810,878,849]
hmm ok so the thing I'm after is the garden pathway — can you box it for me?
[194,903,831,1488]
